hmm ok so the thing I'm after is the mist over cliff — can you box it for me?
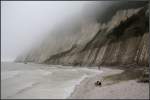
[15,1,149,67]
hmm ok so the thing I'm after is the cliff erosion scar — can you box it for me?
[44,6,149,67]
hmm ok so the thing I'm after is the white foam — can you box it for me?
[85,68,102,73]
[64,74,88,98]
[62,69,103,98]
[1,63,103,99]
[37,69,52,76]
[1,71,22,80]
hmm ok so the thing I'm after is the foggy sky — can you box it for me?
[1,1,148,62]
[1,1,98,61]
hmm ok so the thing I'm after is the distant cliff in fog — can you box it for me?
[15,2,149,67]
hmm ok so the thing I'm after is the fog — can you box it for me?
[1,1,97,61]
[1,1,147,62]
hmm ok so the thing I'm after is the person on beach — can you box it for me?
[95,81,102,87]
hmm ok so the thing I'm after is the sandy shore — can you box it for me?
[68,67,149,99]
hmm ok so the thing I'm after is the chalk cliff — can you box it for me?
[43,6,149,66]
[16,4,149,67]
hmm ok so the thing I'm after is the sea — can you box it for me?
[1,62,102,99]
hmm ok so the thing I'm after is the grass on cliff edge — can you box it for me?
[103,67,149,85]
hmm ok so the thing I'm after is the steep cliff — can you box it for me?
[43,5,149,67]
[15,20,100,63]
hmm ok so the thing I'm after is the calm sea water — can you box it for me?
[1,62,102,99]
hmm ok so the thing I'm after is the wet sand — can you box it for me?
[69,67,149,99]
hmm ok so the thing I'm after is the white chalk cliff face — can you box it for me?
[16,3,149,67]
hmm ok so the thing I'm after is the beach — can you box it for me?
[1,62,149,99]
[69,67,149,99]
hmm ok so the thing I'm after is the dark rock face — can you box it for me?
[44,5,149,67]
[15,3,149,68]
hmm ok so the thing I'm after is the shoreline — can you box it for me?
[1,62,149,99]
[68,67,149,99]
[1,62,104,99]
[65,67,104,98]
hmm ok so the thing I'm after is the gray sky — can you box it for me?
[1,1,98,61]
